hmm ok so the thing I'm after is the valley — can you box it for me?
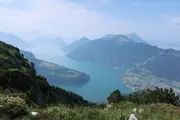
[48,56,132,102]
[66,34,180,95]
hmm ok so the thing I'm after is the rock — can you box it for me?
[129,113,137,120]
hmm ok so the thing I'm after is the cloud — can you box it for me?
[0,0,119,40]
[0,0,179,50]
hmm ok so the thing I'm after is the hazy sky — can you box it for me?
[0,0,180,48]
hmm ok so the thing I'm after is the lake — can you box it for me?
[49,56,132,102]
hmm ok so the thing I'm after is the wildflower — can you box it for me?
[31,112,38,116]
[129,113,137,120]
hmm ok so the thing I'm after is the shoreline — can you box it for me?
[121,71,180,94]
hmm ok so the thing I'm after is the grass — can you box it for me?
[0,91,180,120]
[0,93,180,120]
[19,102,180,120]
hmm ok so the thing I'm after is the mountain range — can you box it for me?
[67,34,159,68]
[63,37,90,53]
[67,34,180,87]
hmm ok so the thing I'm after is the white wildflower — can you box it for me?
[129,113,137,120]
[31,112,38,116]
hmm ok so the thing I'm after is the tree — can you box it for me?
[107,89,122,103]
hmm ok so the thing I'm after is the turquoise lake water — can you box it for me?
[49,57,132,102]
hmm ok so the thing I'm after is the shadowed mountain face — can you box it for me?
[67,35,161,68]
[21,50,90,85]
[139,49,180,82]
[63,37,90,53]
[0,40,88,105]
[0,31,29,49]
[67,34,180,82]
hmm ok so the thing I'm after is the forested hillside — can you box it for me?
[0,41,87,106]
[21,50,90,85]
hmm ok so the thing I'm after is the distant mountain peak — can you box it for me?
[112,35,135,44]
[63,37,90,53]
[102,33,147,44]
[79,37,90,41]
[102,34,118,40]
[102,34,135,45]
[126,33,147,43]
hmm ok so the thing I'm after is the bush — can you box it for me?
[0,95,28,119]
[107,89,122,103]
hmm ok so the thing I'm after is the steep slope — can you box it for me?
[0,41,87,105]
[64,37,90,53]
[0,31,29,49]
[21,50,90,85]
[139,49,180,82]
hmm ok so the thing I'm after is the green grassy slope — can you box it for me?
[1,93,180,120]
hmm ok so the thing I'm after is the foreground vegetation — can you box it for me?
[108,87,180,107]
[0,87,180,120]
[1,92,180,120]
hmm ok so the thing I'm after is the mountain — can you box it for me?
[64,37,90,53]
[67,35,161,68]
[0,40,89,106]
[138,49,180,82]
[21,50,90,85]
[126,33,147,43]
[67,34,180,84]
[102,33,147,44]
[0,31,29,49]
